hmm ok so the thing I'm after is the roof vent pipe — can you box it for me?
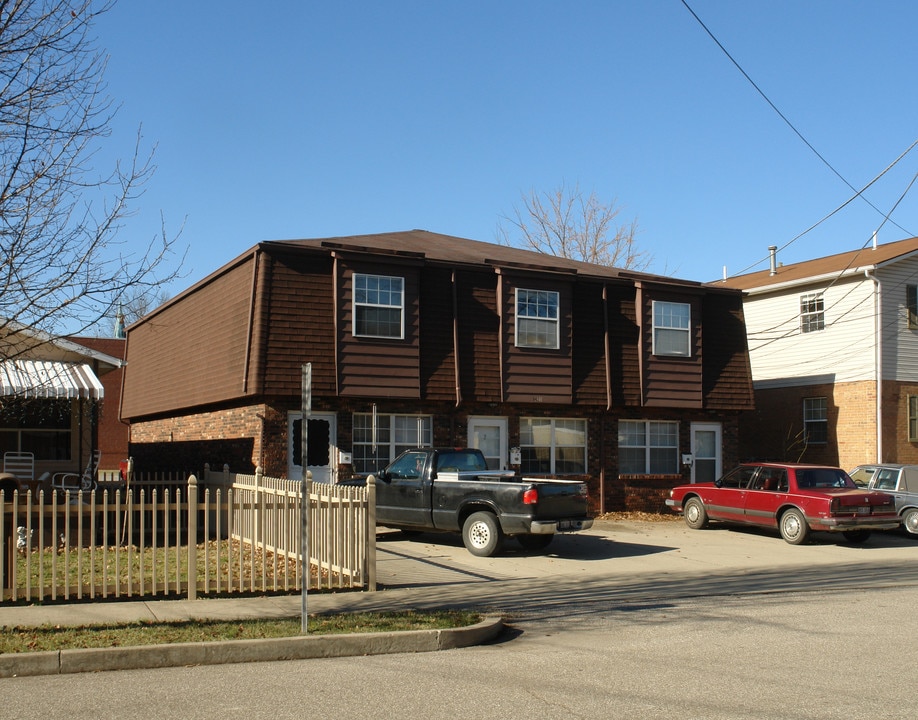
[873,230,878,249]
[769,246,778,275]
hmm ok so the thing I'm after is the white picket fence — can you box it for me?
[0,466,377,603]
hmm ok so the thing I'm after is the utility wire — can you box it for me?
[680,0,914,241]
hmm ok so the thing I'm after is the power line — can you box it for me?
[680,0,914,241]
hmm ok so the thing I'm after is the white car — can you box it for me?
[849,464,918,536]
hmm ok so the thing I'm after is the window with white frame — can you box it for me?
[519,418,586,474]
[516,289,559,349]
[353,273,404,339]
[618,420,680,474]
[800,293,825,333]
[803,397,827,444]
[910,396,918,442]
[352,412,432,474]
[908,286,918,330]
[652,301,690,357]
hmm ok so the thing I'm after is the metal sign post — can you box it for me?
[300,363,311,634]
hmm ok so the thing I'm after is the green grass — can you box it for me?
[0,610,481,654]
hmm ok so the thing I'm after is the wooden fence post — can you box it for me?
[366,474,376,591]
[187,473,198,601]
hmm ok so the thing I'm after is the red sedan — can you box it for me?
[666,462,900,544]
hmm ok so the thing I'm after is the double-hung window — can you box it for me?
[352,412,432,474]
[803,397,827,444]
[652,301,690,357]
[909,395,918,442]
[800,293,825,333]
[907,285,918,330]
[618,420,679,474]
[516,289,559,349]
[353,273,404,339]
[519,418,586,474]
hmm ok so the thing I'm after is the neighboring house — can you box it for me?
[719,235,918,471]
[0,321,123,490]
[120,230,753,512]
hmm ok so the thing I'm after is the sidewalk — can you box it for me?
[2,518,917,677]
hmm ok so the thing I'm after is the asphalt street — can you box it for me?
[2,518,917,719]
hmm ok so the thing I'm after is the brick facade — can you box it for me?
[742,380,877,470]
[130,398,742,514]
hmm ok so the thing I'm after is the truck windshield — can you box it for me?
[437,451,488,472]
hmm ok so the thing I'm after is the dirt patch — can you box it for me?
[597,511,681,523]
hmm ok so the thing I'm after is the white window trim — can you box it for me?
[519,417,587,474]
[800,292,825,334]
[803,397,828,445]
[353,273,405,339]
[351,412,432,473]
[909,395,918,442]
[515,288,560,350]
[651,300,691,357]
[619,419,681,474]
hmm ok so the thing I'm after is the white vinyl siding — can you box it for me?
[878,258,918,382]
[741,275,876,388]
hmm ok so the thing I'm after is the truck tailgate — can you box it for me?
[526,479,589,519]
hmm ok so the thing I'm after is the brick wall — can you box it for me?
[882,380,918,464]
[130,399,743,514]
[742,380,877,469]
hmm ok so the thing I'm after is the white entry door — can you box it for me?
[288,412,337,483]
[467,417,508,470]
[690,422,722,484]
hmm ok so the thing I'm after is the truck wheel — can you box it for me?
[517,534,553,552]
[779,508,809,545]
[683,497,708,529]
[903,508,918,536]
[462,512,503,557]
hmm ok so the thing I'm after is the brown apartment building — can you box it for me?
[119,231,754,513]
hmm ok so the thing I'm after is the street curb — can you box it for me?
[0,616,504,678]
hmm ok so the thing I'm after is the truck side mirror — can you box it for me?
[376,469,389,482]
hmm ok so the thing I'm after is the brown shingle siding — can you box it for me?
[419,266,457,402]
[572,282,608,406]
[702,292,754,410]
[336,259,421,399]
[121,255,255,419]
[456,270,501,402]
[260,251,336,395]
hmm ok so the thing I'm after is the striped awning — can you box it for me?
[0,360,104,399]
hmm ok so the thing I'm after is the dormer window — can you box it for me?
[516,289,559,349]
[652,301,690,357]
[353,273,404,339]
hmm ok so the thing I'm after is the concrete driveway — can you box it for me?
[359,518,918,622]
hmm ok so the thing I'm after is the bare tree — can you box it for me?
[0,0,183,350]
[497,183,650,271]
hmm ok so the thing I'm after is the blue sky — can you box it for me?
[92,1,918,295]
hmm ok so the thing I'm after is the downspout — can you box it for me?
[866,269,882,462]
[452,270,462,407]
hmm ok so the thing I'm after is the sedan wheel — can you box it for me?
[903,508,918,536]
[683,497,708,530]
[779,508,809,545]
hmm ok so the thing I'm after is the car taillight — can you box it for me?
[830,498,839,514]
[522,487,539,505]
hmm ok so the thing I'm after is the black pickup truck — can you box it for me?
[354,447,593,557]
